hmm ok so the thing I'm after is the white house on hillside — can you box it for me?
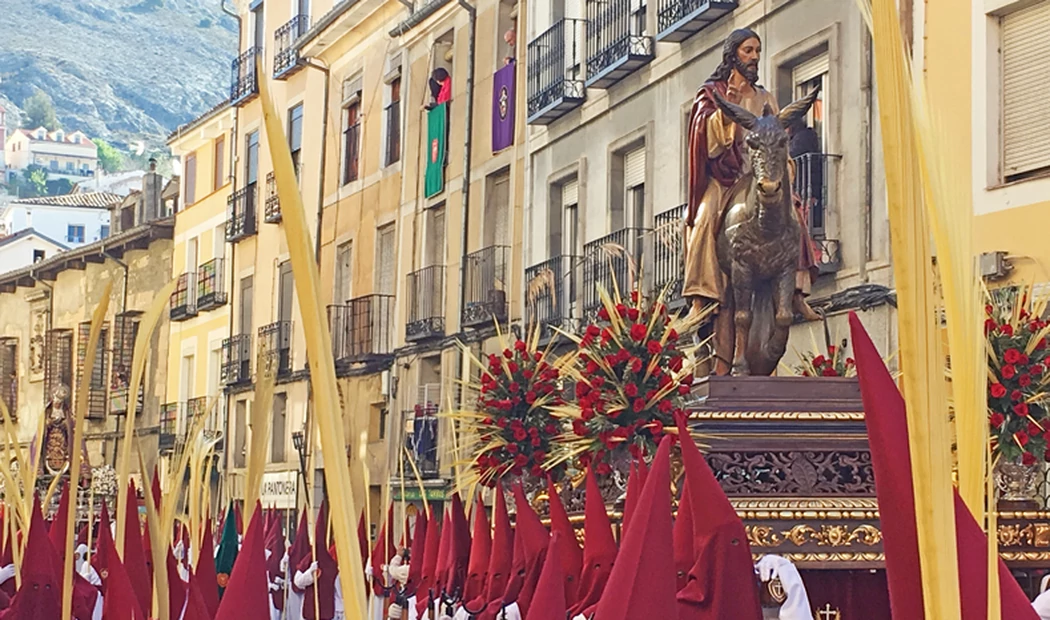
[4,127,98,182]
[1,192,117,249]
[0,228,68,271]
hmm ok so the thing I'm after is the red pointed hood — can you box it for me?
[434,508,452,594]
[5,496,62,620]
[182,570,213,620]
[447,493,472,596]
[357,512,369,571]
[416,507,441,613]
[287,510,311,579]
[505,483,548,617]
[76,522,89,548]
[371,504,395,595]
[101,508,147,619]
[546,476,582,607]
[480,485,514,606]
[463,495,492,603]
[298,502,338,620]
[265,514,286,611]
[196,515,221,618]
[48,482,71,564]
[621,460,647,538]
[569,467,617,616]
[121,480,153,616]
[167,547,187,620]
[151,467,162,514]
[407,509,428,591]
[672,475,694,592]
[92,500,114,593]
[214,503,269,620]
[523,531,568,620]
[233,501,244,536]
[675,412,761,619]
[594,435,677,620]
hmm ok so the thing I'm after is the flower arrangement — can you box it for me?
[90,464,118,497]
[467,333,567,486]
[550,287,705,474]
[986,286,1050,465]
[794,338,856,377]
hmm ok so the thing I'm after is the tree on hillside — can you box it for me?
[25,165,49,196]
[21,90,60,132]
[94,139,124,173]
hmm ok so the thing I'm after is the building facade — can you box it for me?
[4,128,99,182]
[0,228,69,271]
[1,192,115,248]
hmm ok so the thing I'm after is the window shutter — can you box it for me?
[562,179,579,207]
[624,147,645,188]
[1002,1,1050,179]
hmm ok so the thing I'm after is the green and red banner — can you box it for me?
[425,102,448,198]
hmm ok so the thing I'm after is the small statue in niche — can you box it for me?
[44,384,72,475]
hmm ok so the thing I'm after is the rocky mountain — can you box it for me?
[0,0,238,150]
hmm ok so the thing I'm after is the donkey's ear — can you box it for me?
[711,89,758,131]
[777,84,821,128]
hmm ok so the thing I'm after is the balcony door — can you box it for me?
[239,275,254,336]
[483,171,510,248]
[278,261,294,324]
[246,131,260,189]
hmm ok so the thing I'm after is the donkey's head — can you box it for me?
[712,86,821,206]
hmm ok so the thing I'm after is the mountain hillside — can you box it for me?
[0,0,238,150]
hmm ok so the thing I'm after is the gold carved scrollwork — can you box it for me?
[748,525,783,548]
[997,524,1032,547]
[745,524,883,549]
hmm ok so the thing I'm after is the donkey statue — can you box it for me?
[712,86,821,376]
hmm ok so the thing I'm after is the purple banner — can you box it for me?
[492,61,516,152]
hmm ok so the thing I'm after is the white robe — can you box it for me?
[1033,589,1050,620]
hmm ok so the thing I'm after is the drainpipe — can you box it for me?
[456,0,477,336]
[303,58,332,265]
[101,249,130,467]
[859,28,873,283]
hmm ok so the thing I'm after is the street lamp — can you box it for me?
[292,430,309,508]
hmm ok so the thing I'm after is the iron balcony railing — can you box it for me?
[585,0,654,88]
[652,203,687,304]
[226,183,258,241]
[525,254,583,338]
[402,409,440,478]
[231,47,261,105]
[160,403,178,453]
[170,272,198,321]
[259,320,293,378]
[197,258,228,311]
[462,245,510,328]
[582,226,651,316]
[406,265,445,341]
[221,334,252,386]
[274,14,310,78]
[792,152,842,274]
[176,396,225,450]
[527,18,586,125]
[328,294,395,367]
[656,0,737,43]
[264,172,281,223]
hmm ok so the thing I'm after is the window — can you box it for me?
[617,145,645,230]
[792,54,829,237]
[288,103,304,179]
[483,170,510,247]
[76,322,110,419]
[246,131,260,187]
[0,338,17,417]
[99,225,110,240]
[213,223,226,260]
[185,236,199,274]
[278,261,294,324]
[562,179,580,257]
[184,152,198,205]
[50,160,58,171]
[272,393,287,462]
[67,225,85,243]
[252,1,265,51]
[1001,1,1050,181]
[234,400,247,468]
[43,329,73,407]
[376,224,396,295]
[334,241,352,304]
[385,78,402,166]
[425,205,446,267]
[239,276,254,336]
[214,134,226,191]
[792,55,829,153]
[66,162,74,171]
[496,0,516,66]
[342,102,361,184]
[33,249,46,262]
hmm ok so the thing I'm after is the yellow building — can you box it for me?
[0,176,174,488]
[164,102,235,496]
[923,0,1050,286]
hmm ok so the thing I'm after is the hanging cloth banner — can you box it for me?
[492,61,516,152]
[425,103,449,198]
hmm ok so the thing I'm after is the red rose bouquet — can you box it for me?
[795,338,856,377]
[467,335,566,485]
[551,287,704,475]
[986,287,1050,464]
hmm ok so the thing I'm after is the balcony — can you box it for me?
[264,172,281,223]
[177,396,225,451]
[160,403,178,453]
[656,0,737,43]
[196,258,228,311]
[527,19,587,125]
[582,226,651,317]
[259,321,293,378]
[652,203,687,305]
[221,334,252,386]
[585,0,654,89]
[170,272,198,321]
[525,254,583,338]
[402,407,440,479]
[226,183,258,242]
[462,245,510,328]
[792,152,842,275]
[406,265,445,342]
[274,14,310,79]
[328,294,394,369]
[230,47,261,106]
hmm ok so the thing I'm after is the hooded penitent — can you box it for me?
[214,504,270,620]
[407,508,428,593]
[506,482,549,617]
[196,515,221,617]
[215,503,240,600]
[2,496,62,620]
[299,503,337,620]
[568,467,617,618]
[523,532,568,620]
[546,476,582,608]
[463,494,492,604]
[672,475,694,593]
[415,507,442,619]
[265,514,287,611]
[122,480,153,617]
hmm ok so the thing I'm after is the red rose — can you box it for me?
[506,443,518,453]
[586,324,601,337]
[627,307,640,321]
[669,356,684,372]
[630,323,648,342]
[630,357,643,373]
[596,462,612,476]
[1044,449,1050,463]
[989,412,1005,427]
[986,304,994,315]
[649,420,664,435]
[812,355,826,367]
[1020,374,1032,387]
[1017,431,1030,446]
[625,383,639,398]
[1005,348,1022,364]
[526,391,537,404]
[497,417,509,428]
[822,367,838,377]
[1011,389,1024,402]
[1028,421,1042,436]
[581,408,595,421]
[667,329,679,342]
[631,290,640,303]
[508,362,520,373]
[504,349,514,359]
[523,369,534,380]
[616,303,628,318]
[598,307,610,321]
[1002,364,1017,380]
[544,423,557,434]
[513,427,528,441]
[647,340,663,355]
[1021,353,1030,365]
[657,399,673,413]
[591,376,604,388]
[633,398,646,412]
[535,351,543,362]
[990,383,1007,398]
[508,382,520,393]
[601,328,613,344]
[1024,452,1038,466]
[1002,324,1015,337]
[577,381,591,396]
[678,384,690,396]
[573,420,588,436]
[1032,364,1045,376]
[531,436,541,447]
[514,339,527,353]
[985,319,997,334]
[514,453,529,467]
[1038,338,1048,351]
[628,443,642,459]
[586,360,599,374]
[1014,402,1030,417]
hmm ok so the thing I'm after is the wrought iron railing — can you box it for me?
[462,245,510,328]
[176,396,225,449]
[226,183,258,241]
[160,403,178,453]
[652,203,687,304]
[328,294,395,366]
[264,172,281,223]
[274,14,310,77]
[402,410,440,478]
[170,272,198,321]
[259,320,293,378]
[406,265,445,341]
[656,0,737,42]
[221,334,252,386]
[527,18,586,123]
[197,258,228,310]
[792,152,842,274]
[582,227,651,316]
[585,0,653,83]
[525,254,583,337]
[230,47,261,104]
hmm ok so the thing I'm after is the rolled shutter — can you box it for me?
[1002,1,1050,179]
[562,179,579,207]
[624,147,645,189]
